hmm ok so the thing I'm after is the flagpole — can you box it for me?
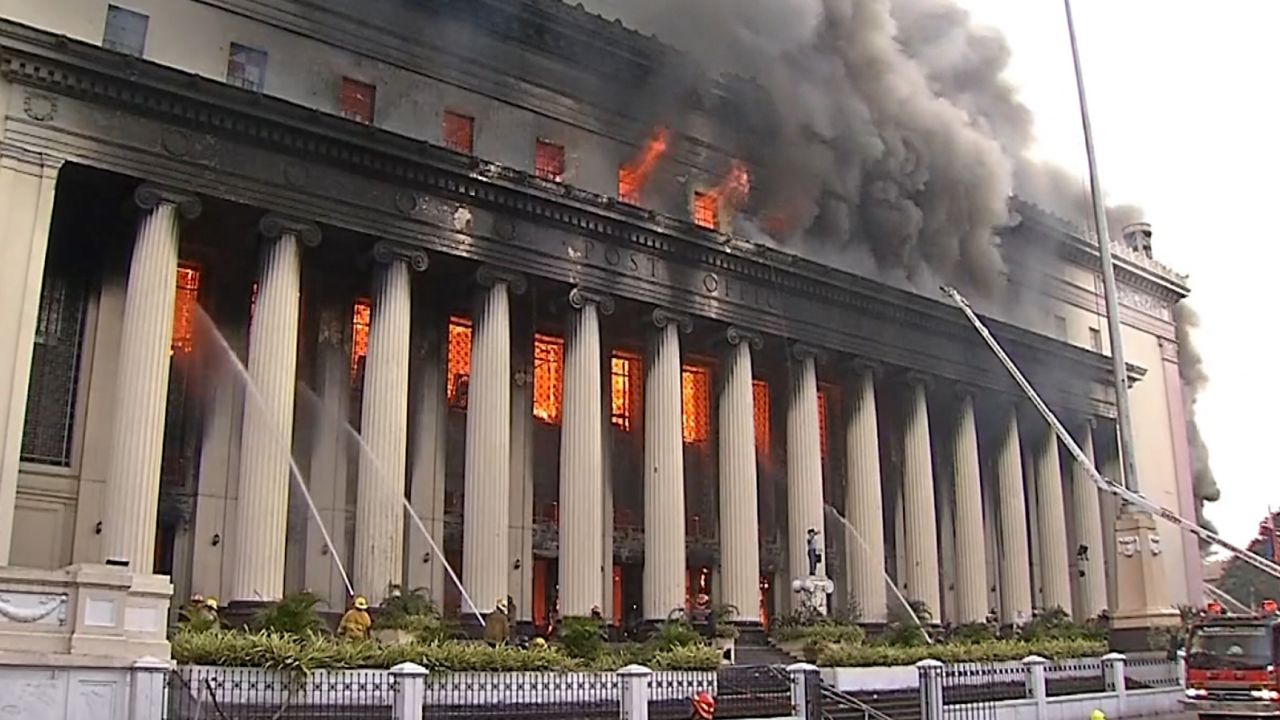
[1063,0,1141,494]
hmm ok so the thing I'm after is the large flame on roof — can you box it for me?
[619,127,670,203]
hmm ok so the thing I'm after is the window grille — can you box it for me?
[817,388,828,461]
[21,273,86,466]
[350,299,371,385]
[753,379,770,456]
[693,191,719,230]
[103,5,148,57]
[609,352,641,431]
[535,140,565,182]
[447,317,472,409]
[533,334,564,424]
[443,111,475,155]
[681,365,710,444]
[227,43,267,92]
[171,264,200,356]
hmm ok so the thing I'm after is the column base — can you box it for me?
[1111,509,1181,652]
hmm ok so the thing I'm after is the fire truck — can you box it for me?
[1184,600,1280,718]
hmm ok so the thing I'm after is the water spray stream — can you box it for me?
[294,385,486,626]
[195,309,354,598]
[824,504,932,643]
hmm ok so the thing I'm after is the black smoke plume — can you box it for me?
[1174,302,1220,545]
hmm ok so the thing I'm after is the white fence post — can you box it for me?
[1103,652,1127,717]
[916,659,944,720]
[129,656,170,720]
[617,664,652,720]
[1022,655,1048,720]
[789,662,820,720]
[389,662,428,720]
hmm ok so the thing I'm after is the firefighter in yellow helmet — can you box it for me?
[484,597,510,647]
[338,595,372,640]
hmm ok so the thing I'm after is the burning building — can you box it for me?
[0,0,1201,631]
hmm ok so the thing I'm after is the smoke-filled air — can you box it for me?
[1174,303,1221,540]
[580,0,1140,296]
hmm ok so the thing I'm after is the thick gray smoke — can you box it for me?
[1174,303,1220,543]
[578,0,1138,296]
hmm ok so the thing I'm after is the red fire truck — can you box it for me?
[1184,600,1280,718]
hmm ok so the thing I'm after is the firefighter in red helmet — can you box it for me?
[691,690,716,719]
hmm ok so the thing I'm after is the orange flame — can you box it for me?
[708,160,751,208]
[619,127,670,204]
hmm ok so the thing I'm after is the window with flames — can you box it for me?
[350,299,372,385]
[610,352,642,431]
[618,166,641,205]
[535,139,565,182]
[533,334,564,424]
[753,379,770,457]
[339,77,376,124]
[817,388,829,461]
[447,317,472,409]
[681,365,711,444]
[442,111,474,155]
[693,191,719,230]
[171,264,201,356]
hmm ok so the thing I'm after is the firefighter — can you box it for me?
[691,691,716,720]
[338,596,372,640]
[484,597,510,646]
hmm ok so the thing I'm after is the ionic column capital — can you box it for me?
[904,370,934,391]
[725,326,763,350]
[652,308,692,334]
[477,265,527,294]
[372,240,429,271]
[568,286,615,315]
[951,382,980,403]
[259,213,322,247]
[135,184,202,219]
[790,342,822,362]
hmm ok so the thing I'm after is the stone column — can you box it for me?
[407,310,447,607]
[100,186,201,570]
[1071,420,1108,619]
[844,361,887,623]
[951,390,987,624]
[0,153,62,565]
[228,214,316,601]
[353,241,426,603]
[995,405,1033,624]
[508,310,535,624]
[901,374,941,616]
[461,267,524,615]
[1035,426,1073,615]
[719,327,763,624]
[643,309,691,620]
[786,344,826,610]
[559,288,613,617]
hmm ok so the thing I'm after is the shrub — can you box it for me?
[650,644,722,671]
[375,589,438,628]
[650,619,703,651]
[1020,607,1090,642]
[946,622,998,645]
[881,601,931,647]
[773,622,866,646]
[556,617,607,661]
[815,637,1107,667]
[251,592,327,636]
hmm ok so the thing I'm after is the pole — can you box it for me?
[1063,0,1141,493]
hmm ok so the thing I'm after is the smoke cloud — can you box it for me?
[1174,302,1220,541]
[578,0,1142,296]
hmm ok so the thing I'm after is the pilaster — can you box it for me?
[901,373,940,617]
[407,308,448,608]
[643,308,691,620]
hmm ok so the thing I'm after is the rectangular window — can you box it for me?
[350,299,372,385]
[610,352,641,431]
[227,43,268,92]
[171,264,201,356]
[535,140,565,182]
[752,379,770,457]
[618,166,640,205]
[22,264,87,466]
[1089,327,1103,352]
[682,365,711,444]
[533,334,565,424]
[103,5,148,57]
[340,77,376,124]
[447,316,472,409]
[442,111,475,155]
[817,389,829,461]
[1053,314,1068,341]
[693,191,719,230]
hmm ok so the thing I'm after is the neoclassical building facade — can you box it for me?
[0,0,1201,629]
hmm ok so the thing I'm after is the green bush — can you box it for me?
[650,619,703,651]
[650,644,722,670]
[556,617,607,661]
[773,622,866,646]
[946,622,998,645]
[881,601,932,647]
[815,638,1107,667]
[250,592,327,636]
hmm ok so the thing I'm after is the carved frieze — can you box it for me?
[1117,284,1172,320]
[0,592,68,625]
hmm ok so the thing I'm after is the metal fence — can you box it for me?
[1123,656,1182,690]
[165,666,397,719]
[420,671,621,719]
[1045,657,1107,696]
[938,662,1023,720]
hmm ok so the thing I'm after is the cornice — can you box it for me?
[0,21,1125,418]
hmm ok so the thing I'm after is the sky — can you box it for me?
[953,0,1280,547]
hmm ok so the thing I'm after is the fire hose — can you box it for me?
[940,285,1280,582]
